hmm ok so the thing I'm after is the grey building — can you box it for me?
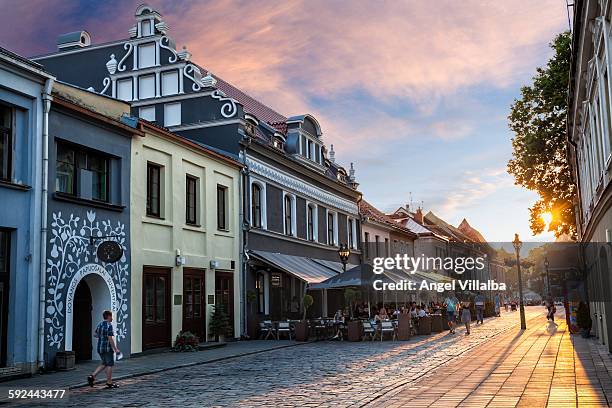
[32,4,362,338]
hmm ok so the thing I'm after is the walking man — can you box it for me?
[87,310,120,388]
[461,301,472,335]
[444,294,458,334]
[475,292,485,324]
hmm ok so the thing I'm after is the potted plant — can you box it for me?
[209,305,231,342]
[172,331,200,352]
[576,301,592,338]
[295,294,314,341]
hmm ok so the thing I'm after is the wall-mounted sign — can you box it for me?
[208,295,215,305]
[97,241,123,263]
[271,273,282,287]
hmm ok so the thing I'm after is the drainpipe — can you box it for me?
[38,78,54,370]
[239,136,251,338]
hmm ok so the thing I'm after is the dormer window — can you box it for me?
[245,122,255,138]
[273,138,284,150]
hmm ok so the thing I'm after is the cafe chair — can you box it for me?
[277,321,292,340]
[380,321,396,341]
[362,321,375,341]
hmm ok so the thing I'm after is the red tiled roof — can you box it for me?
[359,200,416,236]
[215,76,287,125]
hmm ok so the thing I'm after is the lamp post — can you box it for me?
[512,233,526,330]
[338,243,350,273]
[544,257,550,298]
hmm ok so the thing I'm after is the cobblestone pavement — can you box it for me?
[18,307,580,407]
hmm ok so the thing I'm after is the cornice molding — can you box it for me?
[246,156,358,214]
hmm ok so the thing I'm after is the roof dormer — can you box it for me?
[132,4,167,38]
[285,114,326,169]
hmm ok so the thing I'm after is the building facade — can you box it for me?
[131,120,241,351]
[568,0,612,352]
[33,4,362,338]
[0,48,54,375]
[43,83,141,365]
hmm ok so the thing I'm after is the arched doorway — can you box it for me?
[73,281,92,361]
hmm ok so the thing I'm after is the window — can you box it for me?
[375,235,380,257]
[327,212,335,245]
[139,106,155,122]
[251,184,262,228]
[186,175,197,225]
[116,78,133,101]
[385,238,389,257]
[0,105,13,182]
[348,218,354,249]
[307,204,315,241]
[141,20,152,36]
[284,195,293,236]
[139,75,155,99]
[55,142,109,202]
[139,42,156,68]
[161,71,179,96]
[364,232,370,259]
[147,163,161,217]
[164,102,181,127]
[256,272,265,314]
[217,185,228,230]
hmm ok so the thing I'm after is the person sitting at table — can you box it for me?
[379,307,389,320]
[417,306,427,318]
[409,304,418,318]
[333,309,344,322]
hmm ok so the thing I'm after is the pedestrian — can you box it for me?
[444,294,458,334]
[504,297,509,312]
[87,310,120,388]
[461,301,471,335]
[546,300,556,322]
[475,292,485,324]
[494,294,501,317]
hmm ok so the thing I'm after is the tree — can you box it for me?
[508,31,576,239]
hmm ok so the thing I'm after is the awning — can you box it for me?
[309,264,399,290]
[414,270,453,284]
[311,258,358,274]
[249,250,338,284]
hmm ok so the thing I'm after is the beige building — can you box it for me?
[131,121,242,352]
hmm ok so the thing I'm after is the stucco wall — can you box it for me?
[130,128,241,352]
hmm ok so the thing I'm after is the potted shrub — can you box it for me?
[576,301,592,338]
[209,305,231,342]
[172,331,199,352]
[295,294,314,341]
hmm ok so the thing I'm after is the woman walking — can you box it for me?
[461,301,472,335]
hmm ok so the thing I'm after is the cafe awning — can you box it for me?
[249,250,338,284]
[311,258,358,274]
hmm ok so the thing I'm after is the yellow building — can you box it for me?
[131,121,242,352]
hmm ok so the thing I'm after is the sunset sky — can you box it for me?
[0,0,570,242]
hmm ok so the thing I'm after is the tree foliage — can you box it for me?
[508,32,576,239]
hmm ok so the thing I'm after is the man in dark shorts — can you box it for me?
[87,310,120,388]
[444,295,458,334]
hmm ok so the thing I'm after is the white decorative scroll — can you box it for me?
[211,89,238,118]
[100,77,111,95]
[159,36,178,63]
[118,42,133,72]
[184,64,202,91]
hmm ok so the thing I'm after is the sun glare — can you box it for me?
[541,211,553,227]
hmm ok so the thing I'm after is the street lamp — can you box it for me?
[338,243,350,273]
[544,257,550,298]
[512,233,526,330]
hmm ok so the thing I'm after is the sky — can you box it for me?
[0,0,569,242]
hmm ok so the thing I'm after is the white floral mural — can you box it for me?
[45,210,129,349]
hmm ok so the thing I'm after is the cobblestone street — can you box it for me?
[17,306,604,407]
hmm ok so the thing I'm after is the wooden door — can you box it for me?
[142,267,171,349]
[182,268,205,340]
[73,280,92,360]
[215,272,234,337]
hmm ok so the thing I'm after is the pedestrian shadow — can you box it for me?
[545,320,558,335]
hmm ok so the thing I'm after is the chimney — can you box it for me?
[57,31,91,51]
[414,208,424,224]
